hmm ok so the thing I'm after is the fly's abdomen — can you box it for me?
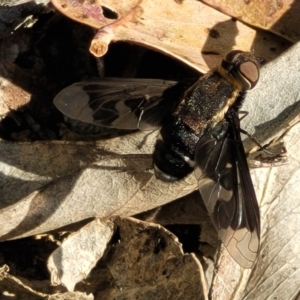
[153,117,199,181]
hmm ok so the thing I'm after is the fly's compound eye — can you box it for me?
[238,60,260,89]
[221,50,261,90]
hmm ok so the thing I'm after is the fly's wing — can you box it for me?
[194,119,260,268]
[54,78,190,130]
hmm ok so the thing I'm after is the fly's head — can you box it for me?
[220,50,262,91]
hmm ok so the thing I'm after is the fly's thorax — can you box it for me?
[210,88,242,125]
[174,70,241,135]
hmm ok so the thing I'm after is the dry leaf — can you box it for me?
[239,122,300,300]
[50,0,290,72]
[48,219,114,291]
[203,0,300,42]
[104,217,208,300]
[0,149,197,240]
[241,42,300,151]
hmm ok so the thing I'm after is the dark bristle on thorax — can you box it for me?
[175,70,238,134]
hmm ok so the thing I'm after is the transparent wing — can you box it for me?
[194,119,260,268]
[54,78,190,130]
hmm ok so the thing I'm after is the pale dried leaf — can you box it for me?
[241,42,300,150]
[209,253,252,300]
[50,0,290,72]
[0,152,197,240]
[0,132,157,206]
[203,0,300,42]
[48,219,114,291]
[240,122,300,300]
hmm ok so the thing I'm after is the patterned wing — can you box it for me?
[194,117,260,268]
[54,78,190,130]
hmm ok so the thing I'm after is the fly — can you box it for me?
[54,50,261,268]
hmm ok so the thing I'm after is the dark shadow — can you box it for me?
[201,19,238,69]
[0,12,99,141]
